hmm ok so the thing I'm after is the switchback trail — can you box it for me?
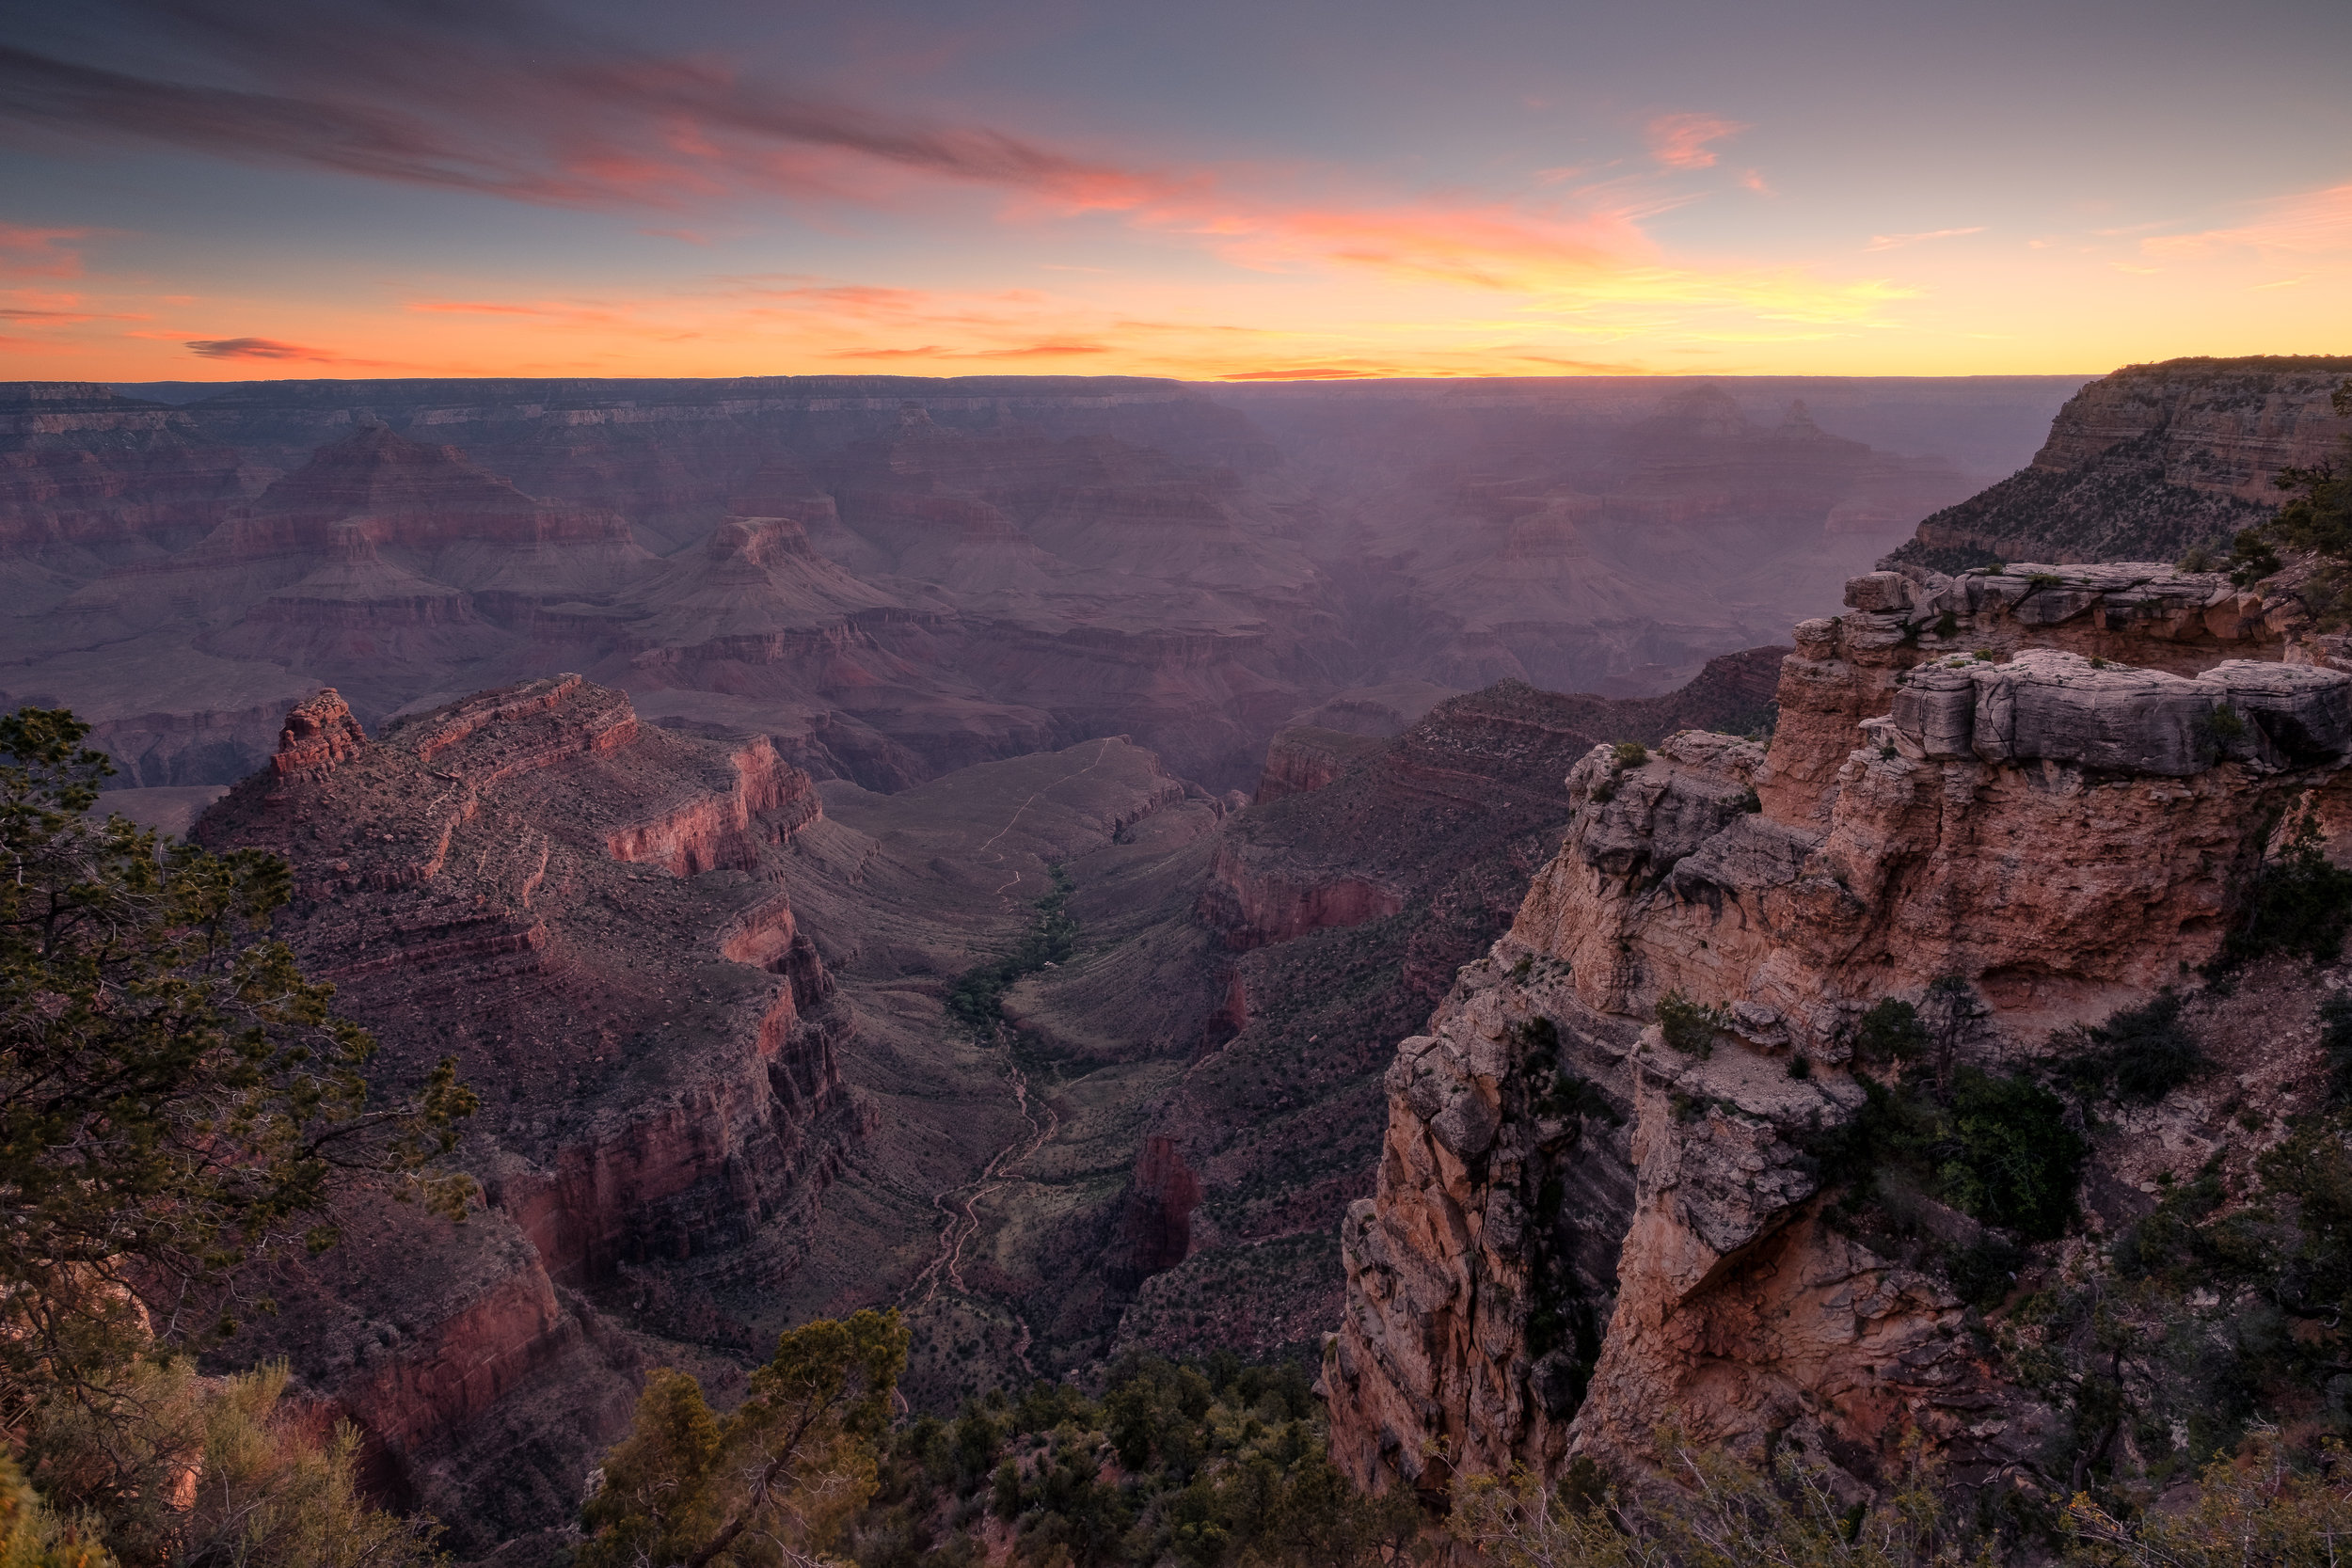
[977,737,1116,898]
[898,1030,1059,1377]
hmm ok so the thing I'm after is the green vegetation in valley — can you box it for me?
[946,864,1079,1032]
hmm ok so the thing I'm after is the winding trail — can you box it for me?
[897,1032,1058,1378]
[976,737,1117,897]
[895,739,1120,1375]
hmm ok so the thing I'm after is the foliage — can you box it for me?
[582,1308,910,1568]
[945,865,1078,1033]
[1820,1064,2084,1250]
[1854,999,1931,1066]
[1451,1427,1984,1568]
[0,706,476,1423]
[2065,1434,2352,1568]
[847,1353,1420,1568]
[2228,529,2283,587]
[1612,742,1649,769]
[2054,991,2208,1105]
[2218,809,2352,970]
[0,1452,108,1568]
[1937,1069,2084,1239]
[2320,993,2352,1103]
[33,1359,440,1568]
[1656,992,1728,1058]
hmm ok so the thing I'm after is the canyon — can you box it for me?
[24,358,2350,1560]
[3,373,2077,798]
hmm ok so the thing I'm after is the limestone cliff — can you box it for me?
[1328,560,2352,1502]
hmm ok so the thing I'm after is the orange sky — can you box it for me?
[5,2,2349,383]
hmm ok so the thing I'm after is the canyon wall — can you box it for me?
[1328,558,2352,1501]
[1890,356,2352,569]
[5,373,2076,797]
[194,676,859,1557]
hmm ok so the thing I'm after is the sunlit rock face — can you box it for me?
[1327,560,2352,1503]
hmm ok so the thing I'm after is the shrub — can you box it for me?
[2321,993,2352,1104]
[2055,990,2207,1104]
[1656,990,1727,1057]
[1941,1067,2083,1241]
[1611,741,1648,768]
[2220,810,2352,969]
[1933,610,1960,639]
[2228,527,2283,586]
[1855,998,1930,1064]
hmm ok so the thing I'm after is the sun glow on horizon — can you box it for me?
[3,2,2348,383]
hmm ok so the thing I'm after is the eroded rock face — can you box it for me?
[1329,562,2352,1501]
[1889,356,2352,567]
[196,675,857,1552]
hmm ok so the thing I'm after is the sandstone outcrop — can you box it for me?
[1328,561,2352,1502]
[195,676,858,1554]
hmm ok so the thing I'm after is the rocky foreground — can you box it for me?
[1329,558,2352,1501]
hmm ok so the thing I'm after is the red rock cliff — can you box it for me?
[195,673,857,1552]
[1328,560,2352,1504]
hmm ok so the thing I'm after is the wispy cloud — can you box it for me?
[0,6,1895,333]
[184,335,377,363]
[1645,113,1748,171]
[2142,181,2352,259]
[0,224,89,277]
[1865,227,1987,251]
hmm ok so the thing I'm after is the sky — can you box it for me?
[2,0,2349,383]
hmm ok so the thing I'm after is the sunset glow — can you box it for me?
[5,0,2348,382]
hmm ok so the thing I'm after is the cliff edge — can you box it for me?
[1328,558,2352,1506]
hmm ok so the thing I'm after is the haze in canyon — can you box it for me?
[7,1,2352,1566]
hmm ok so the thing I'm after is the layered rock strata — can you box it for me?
[195,676,857,1553]
[1890,356,2352,568]
[1329,562,2352,1499]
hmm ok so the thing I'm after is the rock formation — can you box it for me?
[1328,559,2352,1501]
[1889,356,2352,569]
[193,676,857,1555]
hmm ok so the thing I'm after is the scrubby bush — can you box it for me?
[1612,741,1648,768]
[1656,991,1728,1057]
[850,1353,1417,1567]
[2057,990,2207,1104]
[1854,998,1931,1064]
[2220,810,2352,969]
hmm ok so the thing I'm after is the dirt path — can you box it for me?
[977,737,1117,897]
[897,1031,1059,1379]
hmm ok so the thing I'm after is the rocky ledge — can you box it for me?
[1328,562,2352,1504]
